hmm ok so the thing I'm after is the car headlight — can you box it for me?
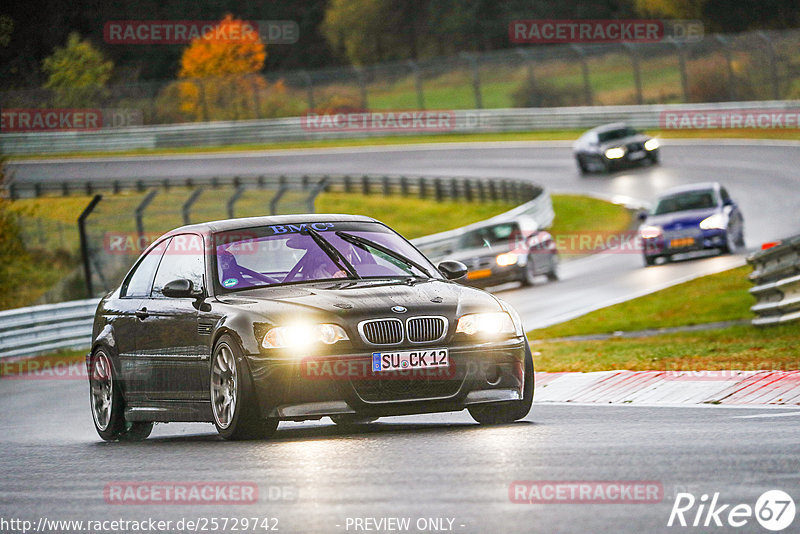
[699,213,727,230]
[639,225,662,239]
[604,147,625,159]
[644,138,659,151]
[262,323,349,349]
[456,312,516,337]
[496,252,519,267]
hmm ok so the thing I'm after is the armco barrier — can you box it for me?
[2,101,798,155]
[0,189,552,359]
[0,299,98,359]
[748,235,800,326]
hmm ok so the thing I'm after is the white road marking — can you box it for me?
[732,411,800,419]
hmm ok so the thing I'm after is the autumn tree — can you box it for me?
[42,32,113,107]
[173,15,268,121]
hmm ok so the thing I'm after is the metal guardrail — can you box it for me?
[0,188,551,359]
[7,172,541,202]
[2,100,798,155]
[748,235,800,326]
[0,299,98,359]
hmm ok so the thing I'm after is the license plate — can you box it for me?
[372,348,449,372]
[467,269,492,280]
[670,237,695,248]
[629,151,646,160]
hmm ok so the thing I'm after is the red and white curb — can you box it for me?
[534,370,800,406]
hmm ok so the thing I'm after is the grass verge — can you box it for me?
[7,128,799,160]
[529,265,754,340]
[527,264,800,373]
[533,323,800,373]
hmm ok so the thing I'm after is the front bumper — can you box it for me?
[246,337,527,420]
[643,228,727,257]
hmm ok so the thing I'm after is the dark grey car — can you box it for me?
[574,123,660,174]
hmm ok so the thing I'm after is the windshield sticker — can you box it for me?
[222,278,239,288]
[268,222,335,235]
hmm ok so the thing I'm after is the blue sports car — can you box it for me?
[638,182,745,266]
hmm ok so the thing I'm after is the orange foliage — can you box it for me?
[179,15,266,79]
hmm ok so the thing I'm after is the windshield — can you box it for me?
[653,190,718,215]
[598,127,637,143]
[214,221,439,290]
[458,223,519,249]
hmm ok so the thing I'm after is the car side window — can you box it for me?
[121,238,170,298]
[151,234,205,297]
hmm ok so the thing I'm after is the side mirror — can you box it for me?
[437,260,468,281]
[637,211,648,222]
[162,278,201,298]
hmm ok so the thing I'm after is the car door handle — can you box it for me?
[135,307,149,320]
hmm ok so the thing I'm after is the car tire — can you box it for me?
[211,335,278,440]
[468,339,534,425]
[546,256,559,281]
[89,348,153,442]
[577,156,590,174]
[643,255,656,267]
[720,229,737,254]
[649,152,660,165]
[330,415,378,426]
[521,254,538,286]
[735,222,745,248]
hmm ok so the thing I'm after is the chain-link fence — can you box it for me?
[2,29,799,126]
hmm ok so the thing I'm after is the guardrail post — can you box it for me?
[464,180,474,202]
[488,181,497,201]
[306,177,329,213]
[400,176,409,197]
[270,176,288,215]
[135,189,159,242]
[299,70,316,110]
[570,44,593,106]
[78,194,103,297]
[715,35,736,100]
[516,48,538,104]
[354,67,369,111]
[382,176,391,196]
[434,178,444,202]
[61,182,69,197]
[227,185,246,219]
[407,60,425,110]
[418,177,427,199]
[343,175,352,193]
[668,38,690,102]
[461,53,483,109]
[477,180,486,202]
[623,43,644,105]
[361,175,371,195]
[757,31,781,100]
[449,178,458,200]
[182,187,204,225]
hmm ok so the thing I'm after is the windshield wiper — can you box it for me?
[302,226,360,279]
[335,231,434,278]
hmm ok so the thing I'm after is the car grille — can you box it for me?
[351,375,463,402]
[361,319,403,345]
[627,142,645,151]
[407,317,447,343]
[358,316,448,345]
[465,256,493,270]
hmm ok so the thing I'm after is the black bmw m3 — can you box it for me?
[88,214,533,441]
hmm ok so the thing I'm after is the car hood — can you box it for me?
[644,207,720,230]
[598,133,650,151]
[213,278,503,324]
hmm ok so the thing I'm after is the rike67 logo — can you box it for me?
[668,490,795,531]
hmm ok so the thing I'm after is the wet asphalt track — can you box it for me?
[3,140,800,533]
